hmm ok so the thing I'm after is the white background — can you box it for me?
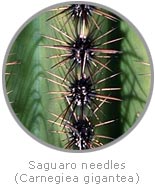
[0,0,155,184]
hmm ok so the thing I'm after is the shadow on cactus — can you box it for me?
[3,2,152,151]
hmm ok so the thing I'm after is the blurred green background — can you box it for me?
[4,5,152,149]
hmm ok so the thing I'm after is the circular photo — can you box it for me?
[3,2,153,151]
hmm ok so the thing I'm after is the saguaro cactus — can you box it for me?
[4,3,152,150]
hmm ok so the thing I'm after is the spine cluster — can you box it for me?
[44,4,122,150]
